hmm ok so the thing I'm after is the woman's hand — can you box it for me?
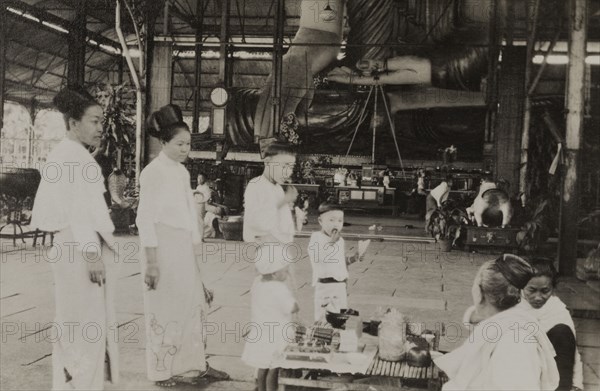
[86,253,105,286]
[145,263,160,290]
[203,284,214,306]
[144,247,160,290]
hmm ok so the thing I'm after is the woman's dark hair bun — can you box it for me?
[147,104,187,141]
[495,254,534,290]
[53,86,99,121]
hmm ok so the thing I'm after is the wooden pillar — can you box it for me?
[146,42,173,162]
[271,0,285,136]
[494,46,526,194]
[519,0,539,195]
[504,0,515,46]
[0,4,6,131]
[67,0,86,88]
[484,0,501,169]
[191,0,204,133]
[218,0,230,84]
[559,0,587,276]
[27,99,37,167]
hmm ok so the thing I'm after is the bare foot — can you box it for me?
[197,365,230,382]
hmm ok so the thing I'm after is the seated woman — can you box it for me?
[434,254,560,390]
[425,176,453,233]
[518,258,584,391]
[195,173,229,216]
[108,168,138,233]
[194,173,227,238]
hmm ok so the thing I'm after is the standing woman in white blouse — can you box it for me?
[136,105,229,387]
[30,87,121,390]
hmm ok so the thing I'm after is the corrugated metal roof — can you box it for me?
[4,0,600,112]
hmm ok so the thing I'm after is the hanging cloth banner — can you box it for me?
[549,143,562,175]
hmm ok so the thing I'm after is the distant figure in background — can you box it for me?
[518,258,584,391]
[194,172,228,238]
[442,145,458,165]
[195,173,228,215]
[467,176,513,228]
[466,176,496,220]
[108,167,138,233]
[425,175,453,232]
[31,87,121,390]
[416,169,427,196]
[382,168,392,189]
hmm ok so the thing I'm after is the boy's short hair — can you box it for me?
[261,139,296,158]
[318,201,344,215]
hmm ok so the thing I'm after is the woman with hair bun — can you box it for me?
[31,87,121,390]
[434,254,560,390]
[135,104,229,387]
[518,258,584,391]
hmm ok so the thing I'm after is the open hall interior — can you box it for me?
[1,0,599,390]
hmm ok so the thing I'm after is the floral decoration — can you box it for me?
[280,113,301,145]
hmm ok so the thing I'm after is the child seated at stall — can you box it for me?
[308,202,369,321]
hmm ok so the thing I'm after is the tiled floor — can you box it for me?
[1,216,598,390]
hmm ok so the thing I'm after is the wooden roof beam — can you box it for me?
[4,0,121,51]
[7,58,65,80]
[8,39,112,74]
[5,77,61,95]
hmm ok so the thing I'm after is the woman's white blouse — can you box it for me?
[136,151,201,248]
[30,138,114,246]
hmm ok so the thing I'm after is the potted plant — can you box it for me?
[91,83,137,170]
[91,84,138,233]
[516,197,553,253]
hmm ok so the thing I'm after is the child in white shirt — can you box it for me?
[308,202,364,322]
[242,141,300,391]
[241,252,299,391]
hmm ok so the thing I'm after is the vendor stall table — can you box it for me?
[276,335,444,391]
[335,186,399,216]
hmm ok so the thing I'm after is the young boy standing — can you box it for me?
[243,141,298,251]
[308,202,367,322]
[241,257,299,391]
[242,140,300,391]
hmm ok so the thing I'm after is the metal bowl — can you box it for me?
[325,309,359,329]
